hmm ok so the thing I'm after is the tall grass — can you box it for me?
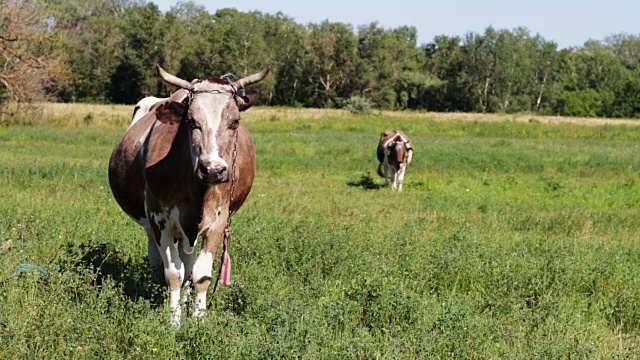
[0,104,639,358]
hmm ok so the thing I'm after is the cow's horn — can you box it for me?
[157,64,194,90]
[235,65,272,89]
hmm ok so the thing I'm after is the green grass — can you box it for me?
[1,106,640,358]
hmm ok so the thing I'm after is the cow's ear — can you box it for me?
[155,101,185,124]
[237,90,259,112]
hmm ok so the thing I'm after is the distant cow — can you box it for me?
[377,130,413,191]
[109,64,270,325]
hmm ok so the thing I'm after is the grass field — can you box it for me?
[1,104,640,358]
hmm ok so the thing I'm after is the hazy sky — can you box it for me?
[151,0,639,49]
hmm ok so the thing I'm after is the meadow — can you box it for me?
[1,104,640,358]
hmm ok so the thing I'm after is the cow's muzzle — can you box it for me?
[197,161,229,184]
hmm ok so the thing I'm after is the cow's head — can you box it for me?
[386,135,413,164]
[155,64,270,184]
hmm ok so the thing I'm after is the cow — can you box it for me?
[130,96,166,128]
[108,64,270,325]
[129,80,200,128]
[376,130,414,192]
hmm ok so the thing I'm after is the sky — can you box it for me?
[151,0,640,49]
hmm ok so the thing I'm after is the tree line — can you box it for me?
[2,0,640,118]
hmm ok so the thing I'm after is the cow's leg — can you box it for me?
[396,164,407,192]
[383,163,390,186]
[160,240,184,326]
[392,168,399,191]
[145,224,164,306]
[192,210,228,317]
[149,208,185,326]
[178,243,195,285]
[173,224,196,286]
[177,231,196,313]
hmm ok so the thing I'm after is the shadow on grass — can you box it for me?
[62,242,152,302]
[347,172,384,190]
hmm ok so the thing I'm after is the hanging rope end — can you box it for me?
[221,226,233,286]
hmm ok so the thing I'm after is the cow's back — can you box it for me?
[108,111,159,222]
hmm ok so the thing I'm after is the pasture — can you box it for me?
[1,105,640,358]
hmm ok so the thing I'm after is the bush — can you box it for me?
[555,89,614,118]
[344,96,375,115]
[610,79,640,118]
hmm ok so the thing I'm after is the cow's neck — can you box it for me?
[144,120,206,202]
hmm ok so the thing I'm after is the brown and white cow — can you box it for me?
[130,96,166,128]
[377,130,414,192]
[108,64,270,325]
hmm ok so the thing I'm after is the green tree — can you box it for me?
[610,79,640,118]
[45,0,147,102]
[57,16,124,102]
[459,27,499,112]
[602,33,640,117]
[531,36,561,112]
[262,12,309,106]
[554,40,631,116]
[421,35,470,111]
[166,2,221,83]
[393,71,443,110]
[8,3,637,117]
[158,11,188,80]
[490,28,538,113]
[605,33,640,72]
[356,23,421,109]
[108,2,164,103]
[305,21,358,107]
[210,9,274,102]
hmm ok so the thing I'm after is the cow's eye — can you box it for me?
[187,118,202,131]
[230,119,240,130]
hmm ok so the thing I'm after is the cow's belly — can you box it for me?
[147,205,202,254]
[108,160,146,221]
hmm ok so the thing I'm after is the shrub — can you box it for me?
[555,89,614,117]
[344,96,374,115]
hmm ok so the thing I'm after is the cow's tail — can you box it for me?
[376,163,384,178]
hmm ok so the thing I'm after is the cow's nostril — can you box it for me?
[198,162,227,182]
[198,162,210,175]
[211,165,226,177]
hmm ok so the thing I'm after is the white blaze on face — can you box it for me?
[192,91,232,169]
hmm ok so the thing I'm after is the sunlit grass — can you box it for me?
[0,104,639,358]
